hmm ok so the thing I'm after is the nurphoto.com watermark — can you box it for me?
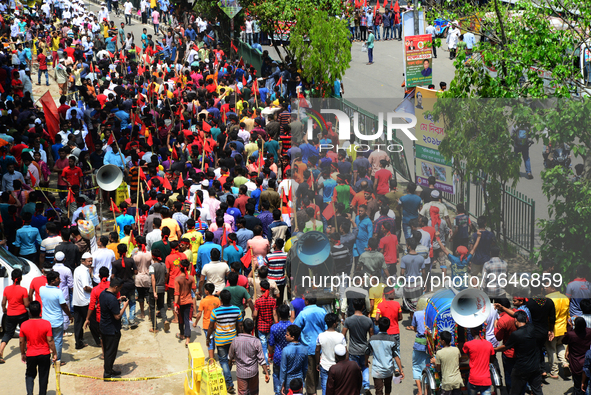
[300,272,564,293]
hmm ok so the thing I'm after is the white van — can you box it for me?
[0,248,43,332]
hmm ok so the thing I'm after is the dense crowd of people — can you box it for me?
[0,2,590,395]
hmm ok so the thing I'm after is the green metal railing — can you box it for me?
[237,41,265,74]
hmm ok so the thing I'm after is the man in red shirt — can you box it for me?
[61,156,84,188]
[84,267,111,348]
[165,241,186,323]
[10,136,28,167]
[37,52,49,86]
[56,97,70,121]
[235,185,249,215]
[53,148,69,198]
[374,159,393,196]
[493,298,517,393]
[29,270,49,309]
[19,301,57,395]
[378,222,399,270]
[375,287,402,336]
[462,326,495,394]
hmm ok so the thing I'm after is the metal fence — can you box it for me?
[237,41,265,75]
[442,175,536,253]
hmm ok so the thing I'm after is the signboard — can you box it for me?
[404,35,433,88]
[414,87,454,194]
[458,15,482,34]
[218,0,242,18]
[402,10,425,37]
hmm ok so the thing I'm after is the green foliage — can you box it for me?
[289,6,352,95]
[433,0,591,269]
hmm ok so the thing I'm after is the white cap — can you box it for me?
[201,180,209,187]
[334,344,347,357]
[35,118,42,124]
[82,252,93,259]
[55,251,66,262]
[431,190,441,199]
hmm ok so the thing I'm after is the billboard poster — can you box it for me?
[218,0,242,18]
[404,35,433,88]
[414,86,455,194]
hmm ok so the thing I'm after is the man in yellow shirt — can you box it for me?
[161,208,182,241]
[181,218,203,267]
[51,32,60,68]
[545,283,569,379]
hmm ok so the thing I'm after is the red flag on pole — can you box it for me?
[107,133,115,146]
[161,176,173,191]
[276,76,282,86]
[202,121,211,133]
[38,91,59,143]
[147,130,153,146]
[238,57,244,68]
[242,75,247,87]
[383,0,388,8]
[393,0,400,13]
[66,188,75,206]
[28,170,37,187]
[322,202,335,220]
[230,41,238,52]
[241,247,253,268]
[221,226,227,247]
[139,166,147,181]
[110,198,121,213]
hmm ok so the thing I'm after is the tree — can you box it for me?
[289,6,352,96]
[431,0,591,272]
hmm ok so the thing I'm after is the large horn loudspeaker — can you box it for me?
[296,231,331,267]
[450,288,492,329]
[96,165,123,192]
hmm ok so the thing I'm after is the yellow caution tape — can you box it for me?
[35,186,100,193]
[58,368,195,382]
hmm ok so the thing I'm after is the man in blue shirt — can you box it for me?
[115,202,135,239]
[103,144,126,169]
[14,212,42,262]
[299,139,319,165]
[293,295,327,395]
[196,231,222,275]
[279,324,309,395]
[354,205,373,258]
[398,182,422,240]
[269,305,293,395]
[40,271,73,362]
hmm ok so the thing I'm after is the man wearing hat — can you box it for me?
[326,344,363,395]
[366,26,375,65]
[419,189,453,236]
[52,251,74,331]
[99,276,130,378]
[72,252,93,349]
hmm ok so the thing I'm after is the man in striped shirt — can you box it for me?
[266,239,288,304]
[229,318,270,394]
[208,289,244,394]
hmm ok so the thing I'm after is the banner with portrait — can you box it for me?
[404,34,433,88]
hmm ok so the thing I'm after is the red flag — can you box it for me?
[39,91,59,143]
[238,57,244,68]
[194,191,202,207]
[139,166,147,181]
[147,130,153,146]
[161,175,173,191]
[230,41,238,52]
[66,188,75,206]
[393,0,400,13]
[28,170,37,187]
[107,133,115,146]
[276,76,282,86]
[383,0,388,8]
[110,198,121,213]
[322,202,335,220]
[171,146,179,160]
[242,75,247,87]
[202,121,211,133]
[140,123,147,137]
[253,79,259,94]
[241,247,253,268]
[221,226,227,247]
[85,131,94,153]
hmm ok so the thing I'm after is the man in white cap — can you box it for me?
[419,189,453,233]
[52,251,74,332]
[72,252,93,349]
[326,344,363,395]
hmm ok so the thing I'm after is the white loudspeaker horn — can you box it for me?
[450,288,492,329]
[96,165,123,192]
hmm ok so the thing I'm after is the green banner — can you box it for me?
[416,144,452,166]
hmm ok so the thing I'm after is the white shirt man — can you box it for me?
[146,227,162,251]
[201,260,230,294]
[124,1,133,14]
[98,7,109,21]
[91,243,116,283]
